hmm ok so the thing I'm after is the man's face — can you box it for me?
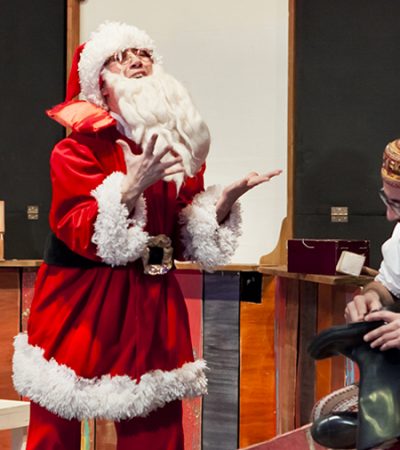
[104,48,154,79]
[381,180,400,222]
[101,48,154,114]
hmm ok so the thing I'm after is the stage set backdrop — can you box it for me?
[0,0,398,267]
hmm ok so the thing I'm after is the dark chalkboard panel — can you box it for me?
[294,0,400,268]
[0,1,66,259]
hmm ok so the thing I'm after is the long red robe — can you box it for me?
[13,101,213,421]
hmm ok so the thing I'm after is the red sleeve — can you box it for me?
[49,137,107,261]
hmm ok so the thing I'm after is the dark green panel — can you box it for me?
[0,0,66,258]
[294,214,394,269]
[295,0,400,246]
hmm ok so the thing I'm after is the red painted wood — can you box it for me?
[0,269,20,449]
[175,270,203,450]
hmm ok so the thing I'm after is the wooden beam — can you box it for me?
[66,0,80,78]
[287,0,295,239]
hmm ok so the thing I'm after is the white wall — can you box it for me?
[80,0,288,263]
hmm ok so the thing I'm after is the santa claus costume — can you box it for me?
[12,22,242,450]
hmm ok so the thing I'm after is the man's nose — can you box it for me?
[127,55,143,67]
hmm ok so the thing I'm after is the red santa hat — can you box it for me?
[66,21,161,108]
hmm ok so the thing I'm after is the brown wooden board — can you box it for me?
[295,281,317,427]
[239,275,276,447]
[275,278,299,434]
[0,269,21,448]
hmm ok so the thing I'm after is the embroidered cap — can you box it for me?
[382,139,400,186]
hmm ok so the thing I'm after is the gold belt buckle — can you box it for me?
[142,234,173,275]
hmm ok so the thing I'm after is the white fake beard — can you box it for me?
[102,65,210,191]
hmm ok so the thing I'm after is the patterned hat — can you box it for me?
[67,21,161,108]
[382,139,400,186]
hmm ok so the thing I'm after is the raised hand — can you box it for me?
[118,135,184,211]
[216,169,282,223]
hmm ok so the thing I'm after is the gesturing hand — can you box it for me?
[118,135,184,211]
[227,170,283,197]
[216,169,282,223]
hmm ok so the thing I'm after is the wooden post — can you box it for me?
[0,201,4,261]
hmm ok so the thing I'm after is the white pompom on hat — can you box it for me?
[78,21,161,108]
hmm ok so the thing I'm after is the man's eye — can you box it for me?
[138,49,152,58]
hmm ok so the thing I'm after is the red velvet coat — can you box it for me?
[12,101,213,421]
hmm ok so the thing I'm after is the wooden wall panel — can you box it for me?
[0,269,21,449]
[275,278,299,434]
[295,281,317,427]
[202,271,240,450]
[95,420,116,450]
[175,270,203,450]
[239,275,276,448]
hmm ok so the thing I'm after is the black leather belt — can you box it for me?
[43,233,107,268]
[44,232,174,274]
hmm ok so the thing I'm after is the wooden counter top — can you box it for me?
[258,265,373,286]
[174,261,260,272]
[0,260,42,268]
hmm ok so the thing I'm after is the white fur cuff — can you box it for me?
[91,172,148,266]
[13,333,208,421]
[179,185,242,270]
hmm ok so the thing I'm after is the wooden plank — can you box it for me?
[239,275,276,448]
[95,420,116,450]
[295,281,317,427]
[330,286,348,392]
[0,400,30,430]
[315,284,349,400]
[21,268,37,332]
[81,419,95,450]
[315,284,334,401]
[0,260,41,268]
[175,270,203,450]
[276,278,299,434]
[175,262,260,272]
[315,284,354,400]
[259,266,372,286]
[286,0,295,242]
[202,271,240,450]
[0,269,21,449]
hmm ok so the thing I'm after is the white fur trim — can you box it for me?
[79,21,161,108]
[179,185,242,270]
[91,172,148,266]
[13,333,208,420]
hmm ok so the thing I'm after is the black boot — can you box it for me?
[308,319,400,450]
[310,411,358,449]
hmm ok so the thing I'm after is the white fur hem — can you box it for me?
[13,333,207,420]
[179,185,242,270]
[91,172,148,266]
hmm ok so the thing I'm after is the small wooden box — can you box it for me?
[287,239,369,275]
